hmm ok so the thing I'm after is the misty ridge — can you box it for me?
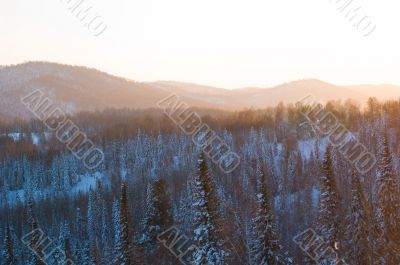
[1,61,400,120]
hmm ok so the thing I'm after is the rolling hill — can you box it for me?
[1,62,399,119]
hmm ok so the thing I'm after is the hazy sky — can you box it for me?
[1,0,399,88]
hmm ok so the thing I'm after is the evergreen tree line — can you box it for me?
[2,98,400,264]
[1,153,294,264]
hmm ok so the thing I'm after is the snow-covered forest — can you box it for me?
[1,97,400,264]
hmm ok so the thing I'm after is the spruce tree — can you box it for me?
[344,171,371,265]
[82,241,91,265]
[26,198,46,265]
[375,130,400,264]
[87,189,96,242]
[316,145,340,264]
[192,153,229,265]
[113,182,144,265]
[3,224,17,265]
[61,222,73,264]
[74,241,83,265]
[89,238,100,265]
[142,178,174,263]
[75,207,86,240]
[112,198,121,251]
[249,164,290,265]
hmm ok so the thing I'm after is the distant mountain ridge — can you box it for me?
[0,62,399,119]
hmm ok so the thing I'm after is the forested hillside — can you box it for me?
[1,97,400,264]
[2,62,400,120]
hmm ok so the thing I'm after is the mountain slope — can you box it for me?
[224,79,368,107]
[0,62,237,119]
[0,62,397,119]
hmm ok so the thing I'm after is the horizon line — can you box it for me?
[2,60,400,90]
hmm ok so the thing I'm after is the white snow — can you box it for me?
[31,133,40,145]
[1,172,104,208]
[71,172,102,194]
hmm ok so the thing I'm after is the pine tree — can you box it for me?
[89,238,100,265]
[26,198,46,265]
[87,189,96,242]
[142,178,174,263]
[73,207,88,263]
[113,182,144,265]
[3,224,17,265]
[375,130,400,264]
[112,198,121,250]
[100,200,110,261]
[316,145,340,264]
[74,241,83,265]
[249,164,289,265]
[81,241,91,265]
[192,153,229,265]
[345,171,371,265]
[63,224,73,264]
[75,207,86,240]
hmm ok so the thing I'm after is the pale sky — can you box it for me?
[1,0,399,88]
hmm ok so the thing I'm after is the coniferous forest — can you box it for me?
[2,98,400,264]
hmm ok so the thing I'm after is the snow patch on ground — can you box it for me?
[7,132,22,141]
[2,172,103,208]
[71,172,102,194]
[1,132,52,146]
[297,137,329,160]
[31,133,40,145]
[297,132,359,160]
